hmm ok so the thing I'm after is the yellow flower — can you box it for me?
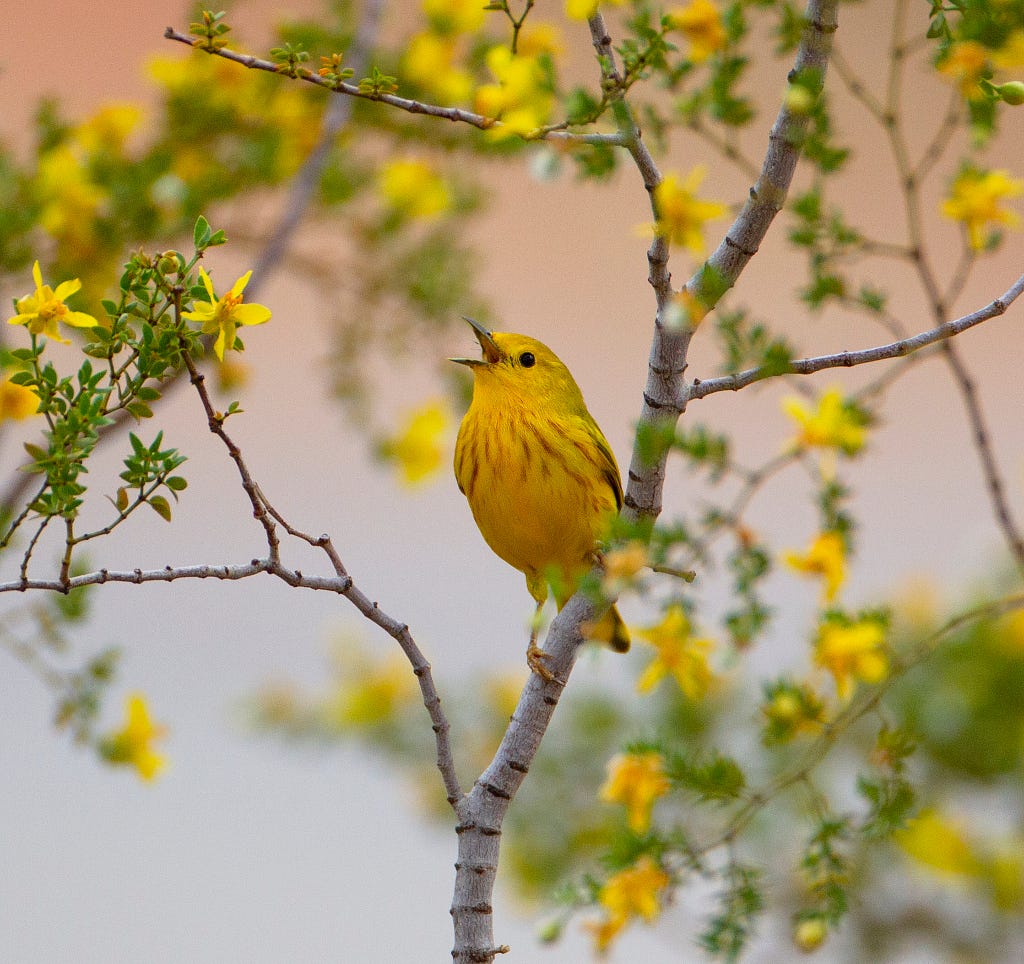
[423,0,485,36]
[992,30,1024,70]
[782,387,867,455]
[667,0,728,63]
[587,856,670,952]
[937,40,989,98]
[215,357,250,393]
[7,261,99,343]
[325,654,416,727]
[34,147,107,252]
[783,531,846,603]
[601,540,650,595]
[403,33,474,104]
[0,376,39,422]
[379,400,450,486]
[566,0,624,21]
[652,167,729,256]
[378,158,451,221]
[516,23,564,58]
[635,604,714,699]
[100,693,167,782]
[182,268,271,361]
[941,168,1023,251]
[896,809,980,877]
[474,46,553,140]
[814,617,888,701]
[599,751,671,833]
[762,681,825,743]
[74,102,143,155]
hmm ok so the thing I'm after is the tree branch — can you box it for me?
[162,27,625,146]
[448,3,841,960]
[688,270,1024,400]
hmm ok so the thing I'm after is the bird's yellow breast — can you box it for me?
[455,396,619,602]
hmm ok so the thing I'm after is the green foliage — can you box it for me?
[699,862,764,962]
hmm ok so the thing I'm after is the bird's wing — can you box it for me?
[584,414,623,512]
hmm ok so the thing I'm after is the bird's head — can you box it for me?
[450,316,585,408]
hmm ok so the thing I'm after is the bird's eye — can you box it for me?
[519,352,536,368]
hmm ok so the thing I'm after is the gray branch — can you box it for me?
[688,270,1024,401]
[448,3,840,961]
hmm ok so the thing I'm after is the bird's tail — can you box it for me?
[584,604,630,653]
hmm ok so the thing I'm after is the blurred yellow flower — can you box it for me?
[941,168,1023,251]
[652,168,729,256]
[379,399,450,486]
[762,682,825,742]
[992,30,1024,70]
[74,103,143,155]
[814,617,887,701]
[635,604,714,699]
[516,22,564,58]
[897,808,980,877]
[99,693,167,782]
[0,376,39,422]
[601,539,650,595]
[782,387,867,455]
[182,268,271,361]
[937,40,989,97]
[784,531,846,603]
[599,751,670,833]
[423,0,485,36]
[403,33,474,105]
[475,46,553,140]
[378,158,451,220]
[215,357,251,393]
[7,261,99,343]
[326,654,416,727]
[667,0,728,63]
[34,146,106,250]
[587,856,670,952]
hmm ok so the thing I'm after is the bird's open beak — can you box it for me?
[450,316,501,367]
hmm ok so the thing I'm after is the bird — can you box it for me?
[452,316,630,680]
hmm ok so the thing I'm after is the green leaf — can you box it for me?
[148,495,172,522]
[194,215,212,250]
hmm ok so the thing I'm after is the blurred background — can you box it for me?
[1,1,1023,961]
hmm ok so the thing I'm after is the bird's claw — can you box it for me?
[527,643,557,683]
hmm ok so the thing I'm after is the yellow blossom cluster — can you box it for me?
[937,29,1024,99]
[599,751,670,833]
[324,653,417,728]
[635,604,715,699]
[587,855,671,952]
[814,616,888,701]
[652,167,729,256]
[784,530,847,604]
[99,693,167,782]
[378,399,451,487]
[565,0,625,23]
[378,158,452,221]
[0,375,39,423]
[941,167,1023,251]
[897,808,1024,910]
[667,0,728,63]
[782,387,867,456]
[475,46,554,140]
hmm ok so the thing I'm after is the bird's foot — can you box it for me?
[527,642,557,683]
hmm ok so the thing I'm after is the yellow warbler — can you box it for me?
[452,317,629,678]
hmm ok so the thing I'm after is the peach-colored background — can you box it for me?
[1,1,1022,961]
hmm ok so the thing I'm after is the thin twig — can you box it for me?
[688,271,1024,400]
[163,27,624,146]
